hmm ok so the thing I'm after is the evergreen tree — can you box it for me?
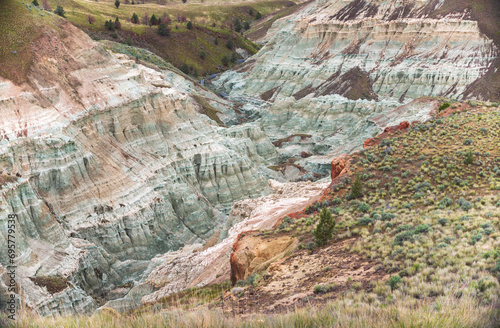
[234,18,242,33]
[186,21,193,29]
[32,0,39,7]
[350,174,363,199]
[54,5,65,17]
[115,0,120,9]
[114,17,121,29]
[131,13,139,24]
[150,14,158,26]
[158,23,170,36]
[313,208,336,246]
[255,11,262,19]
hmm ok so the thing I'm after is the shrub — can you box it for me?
[221,55,229,66]
[394,230,414,246]
[438,103,450,112]
[437,243,449,248]
[180,63,189,74]
[115,0,120,9]
[230,51,238,63]
[313,208,336,247]
[87,14,96,24]
[54,5,65,17]
[357,202,370,213]
[464,150,474,165]
[350,174,363,199]
[381,212,395,221]
[357,216,374,226]
[437,218,448,226]
[187,21,193,29]
[158,23,170,36]
[471,233,482,245]
[104,20,115,31]
[255,11,262,19]
[214,38,219,45]
[114,17,121,29]
[314,283,335,294]
[243,21,250,30]
[438,197,453,209]
[226,39,235,50]
[387,275,402,291]
[32,0,39,6]
[457,198,472,211]
[414,224,431,234]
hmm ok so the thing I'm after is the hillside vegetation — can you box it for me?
[41,0,298,76]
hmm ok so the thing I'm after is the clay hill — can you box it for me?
[0,0,499,327]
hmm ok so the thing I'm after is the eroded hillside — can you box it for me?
[0,3,278,315]
[214,0,499,179]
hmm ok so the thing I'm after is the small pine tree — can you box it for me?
[32,0,39,7]
[214,38,219,45]
[131,13,139,24]
[313,208,336,247]
[54,5,65,17]
[255,11,262,19]
[158,23,170,36]
[350,174,363,199]
[221,55,229,66]
[114,17,121,29]
[150,14,158,26]
[186,21,193,29]
[243,21,250,30]
[234,18,242,33]
[114,0,120,9]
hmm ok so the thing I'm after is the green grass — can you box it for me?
[0,0,59,83]
[42,0,293,75]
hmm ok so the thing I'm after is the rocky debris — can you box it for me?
[330,154,352,180]
[138,179,328,307]
[230,232,298,284]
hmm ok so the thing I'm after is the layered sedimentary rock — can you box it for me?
[0,21,277,315]
[214,0,498,177]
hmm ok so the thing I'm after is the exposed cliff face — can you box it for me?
[214,0,498,177]
[0,21,277,315]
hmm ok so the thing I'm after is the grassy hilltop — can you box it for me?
[36,0,299,76]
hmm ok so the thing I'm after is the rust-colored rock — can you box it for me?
[383,121,409,133]
[363,121,410,149]
[363,138,376,149]
[230,232,298,285]
[330,154,351,180]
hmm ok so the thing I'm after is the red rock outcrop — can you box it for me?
[330,154,352,180]
[362,121,410,149]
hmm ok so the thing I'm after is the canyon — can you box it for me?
[0,0,498,318]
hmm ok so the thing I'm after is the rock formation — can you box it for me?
[0,21,277,315]
[214,0,498,178]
